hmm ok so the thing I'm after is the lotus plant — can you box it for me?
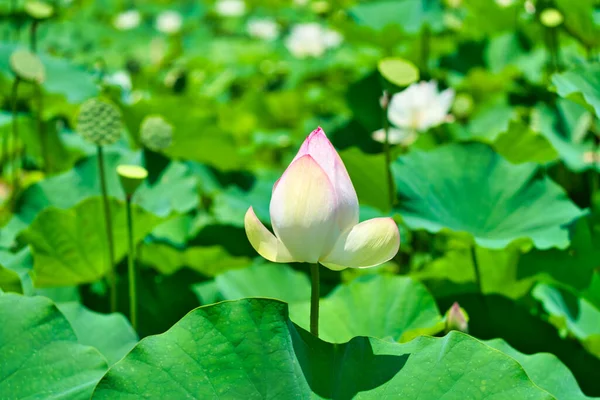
[245,127,400,336]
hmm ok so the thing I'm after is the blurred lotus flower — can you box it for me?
[113,10,141,31]
[372,128,418,147]
[388,81,454,132]
[445,302,469,333]
[245,127,400,270]
[215,0,246,17]
[247,18,279,41]
[495,0,515,7]
[155,10,182,34]
[285,23,343,58]
[105,70,132,92]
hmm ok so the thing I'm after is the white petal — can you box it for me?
[244,207,294,263]
[270,155,339,263]
[293,127,359,232]
[321,218,400,269]
[372,128,417,146]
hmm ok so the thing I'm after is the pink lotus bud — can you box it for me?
[445,302,469,333]
[245,127,400,270]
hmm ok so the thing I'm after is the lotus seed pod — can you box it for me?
[77,98,123,146]
[24,1,54,20]
[117,164,148,196]
[10,49,45,84]
[540,8,563,28]
[140,115,173,151]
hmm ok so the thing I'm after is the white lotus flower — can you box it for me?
[113,10,141,31]
[155,10,183,34]
[215,0,246,17]
[247,18,279,41]
[285,23,343,58]
[245,127,400,270]
[387,81,454,132]
[371,128,418,146]
[104,71,132,92]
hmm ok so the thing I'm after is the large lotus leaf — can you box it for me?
[20,197,163,287]
[139,242,250,276]
[437,293,600,396]
[0,293,107,399]
[213,262,311,304]
[349,0,444,34]
[553,63,600,119]
[533,102,596,173]
[412,243,535,299]
[392,142,585,249]
[209,265,442,344]
[533,283,600,358]
[517,217,600,291]
[0,43,98,119]
[57,302,138,365]
[339,147,391,212]
[92,298,561,399]
[0,248,32,294]
[17,151,198,223]
[290,274,443,343]
[555,0,600,49]
[485,339,592,400]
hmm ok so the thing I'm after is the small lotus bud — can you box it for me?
[445,302,469,333]
[380,91,391,110]
[117,165,148,197]
[140,115,173,151]
[10,49,45,84]
[76,98,123,146]
[452,93,474,119]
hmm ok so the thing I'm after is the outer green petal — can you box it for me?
[321,217,400,269]
[244,207,294,263]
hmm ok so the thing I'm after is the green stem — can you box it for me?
[126,196,137,331]
[470,245,483,294]
[420,25,430,77]
[97,145,117,312]
[10,78,20,191]
[35,84,50,172]
[383,115,395,208]
[310,263,320,337]
[30,21,39,53]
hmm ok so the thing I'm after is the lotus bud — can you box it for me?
[244,127,400,270]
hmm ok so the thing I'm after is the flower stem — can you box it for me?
[125,195,138,331]
[97,145,117,312]
[310,263,320,337]
[35,84,50,172]
[30,20,39,53]
[383,115,395,208]
[10,78,20,192]
[470,245,483,294]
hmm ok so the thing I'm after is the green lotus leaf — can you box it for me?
[553,63,600,118]
[17,152,198,223]
[20,197,164,287]
[392,142,585,249]
[533,282,600,358]
[57,302,138,365]
[92,298,578,399]
[0,293,107,399]
[204,264,442,343]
